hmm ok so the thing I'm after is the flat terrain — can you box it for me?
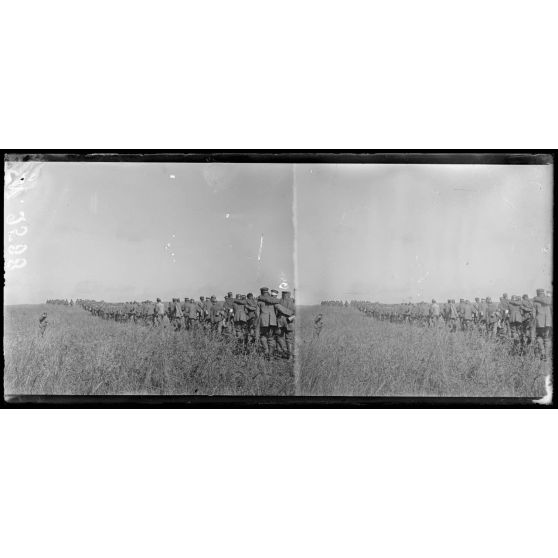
[4,305,294,396]
[298,306,550,397]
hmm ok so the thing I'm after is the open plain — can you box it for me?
[4,304,294,396]
[298,305,550,397]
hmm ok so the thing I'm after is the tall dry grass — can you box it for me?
[298,306,550,397]
[4,305,294,396]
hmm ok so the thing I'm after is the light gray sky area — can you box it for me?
[4,163,294,304]
[295,164,553,305]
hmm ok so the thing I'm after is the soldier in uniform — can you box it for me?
[145,301,155,326]
[403,303,411,324]
[185,298,200,331]
[203,296,213,331]
[222,292,235,335]
[181,297,189,323]
[232,294,248,341]
[508,295,524,352]
[461,300,474,331]
[472,298,481,325]
[457,298,465,330]
[533,288,552,361]
[269,290,284,349]
[498,293,510,337]
[428,299,440,327]
[485,296,500,339]
[478,298,487,333]
[257,287,281,359]
[313,313,324,338]
[209,296,224,334]
[39,312,48,336]
[154,297,165,326]
[128,303,137,324]
[446,299,458,332]
[520,294,535,347]
[197,297,206,327]
[245,293,259,343]
[171,298,184,331]
[275,290,296,359]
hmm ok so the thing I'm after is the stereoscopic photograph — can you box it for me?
[3,153,554,402]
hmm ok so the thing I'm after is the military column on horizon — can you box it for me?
[321,289,552,361]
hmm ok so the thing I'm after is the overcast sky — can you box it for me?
[4,162,294,304]
[295,164,553,305]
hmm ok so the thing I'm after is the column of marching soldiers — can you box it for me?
[46,289,295,361]
[46,299,75,306]
[321,290,552,361]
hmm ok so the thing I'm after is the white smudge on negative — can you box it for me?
[279,270,289,290]
[169,174,175,179]
[4,161,43,189]
[533,374,553,405]
[257,234,264,262]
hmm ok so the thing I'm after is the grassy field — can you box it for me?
[298,305,551,397]
[4,305,294,396]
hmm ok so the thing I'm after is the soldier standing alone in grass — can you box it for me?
[39,312,48,336]
[313,313,324,338]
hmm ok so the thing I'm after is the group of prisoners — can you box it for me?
[322,290,553,360]
[47,288,296,360]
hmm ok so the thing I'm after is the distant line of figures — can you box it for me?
[46,299,74,306]
[48,289,295,360]
[321,301,349,307]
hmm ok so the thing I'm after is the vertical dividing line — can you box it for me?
[292,163,301,396]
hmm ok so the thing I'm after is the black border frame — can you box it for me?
[2,149,555,409]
